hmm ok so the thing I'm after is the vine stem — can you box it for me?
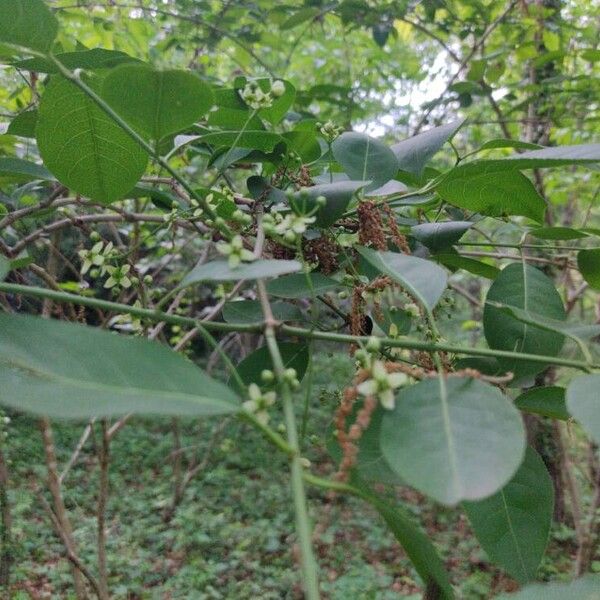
[256,280,320,600]
[0,282,597,372]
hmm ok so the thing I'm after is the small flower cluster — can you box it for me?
[355,339,409,410]
[79,241,114,276]
[317,120,344,143]
[0,410,10,444]
[240,79,285,110]
[243,383,276,425]
[79,237,149,293]
[217,234,255,268]
[263,211,316,244]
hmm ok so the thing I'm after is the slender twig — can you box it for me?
[256,280,320,600]
[1,282,597,371]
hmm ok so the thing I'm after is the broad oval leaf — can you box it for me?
[0,314,239,419]
[36,77,148,204]
[463,447,553,583]
[437,164,545,222]
[577,249,600,290]
[497,574,600,599]
[380,377,526,505]
[102,65,214,141]
[483,264,566,381]
[357,246,448,311]
[181,259,301,287]
[391,119,464,177]
[411,221,473,252]
[515,386,568,420]
[294,180,367,227]
[496,143,600,169]
[222,300,302,325]
[0,0,58,54]
[566,375,600,444]
[266,272,339,298]
[332,132,399,191]
[235,342,309,389]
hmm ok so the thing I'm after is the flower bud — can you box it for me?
[271,80,285,97]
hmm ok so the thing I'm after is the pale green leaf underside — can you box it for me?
[181,259,301,287]
[357,246,448,311]
[0,314,239,419]
[566,375,600,445]
[381,377,526,505]
[36,77,148,204]
[497,574,600,599]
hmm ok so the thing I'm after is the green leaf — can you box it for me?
[529,226,588,240]
[566,375,600,444]
[282,130,321,163]
[266,272,339,299]
[497,574,600,599]
[222,300,302,325]
[332,132,399,191]
[0,0,58,54]
[483,264,566,381]
[357,246,447,311]
[490,303,600,352]
[380,377,526,505]
[463,447,553,583]
[515,386,568,420]
[454,144,600,174]
[102,65,214,141]
[235,343,309,388]
[0,157,53,182]
[437,164,545,222]
[6,110,38,137]
[200,131,284,153]
[474,139,543,152]
[0,314,239,419]
[391,119,464,177]
[181,259,301,287]
[293,181,367,227]
[208,88,265,130]
[411,221,473,251]
[36,76,148,204]
[434,253,500,279]
[353,481,454,599]
[280,7,320,30]
[578,249,600,290]
[14,49,138,74]
[0,256,9,281]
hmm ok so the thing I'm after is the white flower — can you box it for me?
[356,360,408,410]
[404,303,420,318]
[274,214,316,237]
[319,120,343,142]
[240,82,273,110]
[104,264,132,289]
[217,235,255,269]
[243,383,277,425]
[271,80,285,97]
[79,241,114,275]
